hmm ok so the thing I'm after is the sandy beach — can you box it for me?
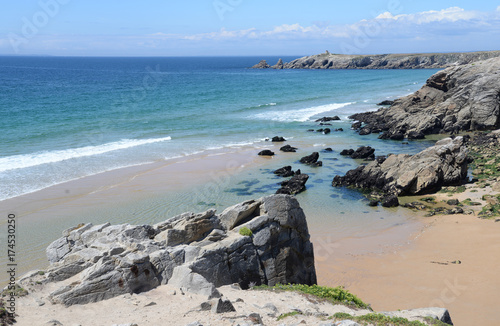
[318,187,500,326]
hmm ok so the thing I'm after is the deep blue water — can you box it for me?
[0,56,438,201]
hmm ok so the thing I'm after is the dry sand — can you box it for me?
[318,186,500,326]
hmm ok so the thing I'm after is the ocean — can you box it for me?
[0,56,440,284]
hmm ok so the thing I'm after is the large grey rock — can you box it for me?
[32,195,316,306]
[333,137,468,196]
[350,56,500,137]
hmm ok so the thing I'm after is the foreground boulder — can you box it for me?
[35,195,316,306]
[332,137,468,196]
[350,57,500,138]
[300,152,322,166]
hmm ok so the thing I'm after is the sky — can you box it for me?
[0,0,499,56]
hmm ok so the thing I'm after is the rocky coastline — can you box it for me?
[251,50,500,70]
[7,195,453,326]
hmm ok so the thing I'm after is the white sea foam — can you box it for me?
[0,136,172,173]
[251,102,352,122]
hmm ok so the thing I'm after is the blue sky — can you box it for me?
[0,0,499,56]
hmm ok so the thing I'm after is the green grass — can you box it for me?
[423,316,451,326]
[277,311,302,321]
[333,312,353,319]
[438,186,466,194]
[0,284,28,298]
[329,312,432,326]
[253,283,370,309]
[239,227,253,237]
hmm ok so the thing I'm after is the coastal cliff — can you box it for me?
[252,50,500,70]
[350,56,500,138]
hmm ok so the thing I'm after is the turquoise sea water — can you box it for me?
[0,56,438,201]
[0,56,441,284]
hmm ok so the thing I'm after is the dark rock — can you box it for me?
[323,128,331,134]
[319,123,332,126]
[276,174,309,195]
[376,156,387,164]
[340,149,354,156]
[324,148,333,152]
[274,166,295,178]
[403,202,428,210]
[368,200,379,207]
[300,152,320,165]
[316,129,324,133]
[258,150,275,156]
[359,126,371,135]
[378,131,391,140]
[382,194,399,207]
[211,299,236,313]
[307,129,315,132]
[272,136,286,142]
[389,133,405,141]
[280,145,297,153]
[447,199,460,206]
[408,131,425,140]
[377,100,395,106]
[312,161,323,167]
[350,146,375,159]
[336,128,344,132]
[351,121,362,130]
[315,116,340,122]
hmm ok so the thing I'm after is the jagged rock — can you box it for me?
[26,195,317,306]
[300,152,320,165]
[211,298,236,313]
[389,133,405,141]
[332,137,468,196]
[251,60,270,69]
[258,150,275,156]
[377,100,395,106]
[271,58,284,69]
[280,145,297,152]
[351,146,375,160]
[351,121,362,130]
[350,56,500,138]
[274,166,295,178]
[315,116,340,122]
[276,174,309,195]
[272,136,286,142]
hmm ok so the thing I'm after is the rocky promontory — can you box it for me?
[252,50,500,70]
[332,137,469,200]
[350,56,500,139]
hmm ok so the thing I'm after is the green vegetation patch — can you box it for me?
[332,312,354,319]
[253,283,369,309]
[420,196,437,204]
[239,227,253,237]
[0,299,16,325]
[423,316,452,326]
[0,284,28,298]
[438,186,466,194]
[353,313,427,326]
[277,311,302,321]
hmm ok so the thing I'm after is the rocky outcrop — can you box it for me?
[340,146,376,160]
[32,195,316,306]
[273,166,300,177]
[252,50,500,70]
[271,58,284,69]
[350,56,500,138]
[332,137,468,196]
[315,116,340,122]
[251,60,270,69]
[300,152,322,166]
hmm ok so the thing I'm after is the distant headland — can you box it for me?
[251,50,500,69]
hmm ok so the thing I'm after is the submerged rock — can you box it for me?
[258,150,275,156]
[35,195,317,306]
[271,136,286,142]
[315,116,340,122]
[299,152,320,165]
[276,174,309,195]
[280,144,297,152]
